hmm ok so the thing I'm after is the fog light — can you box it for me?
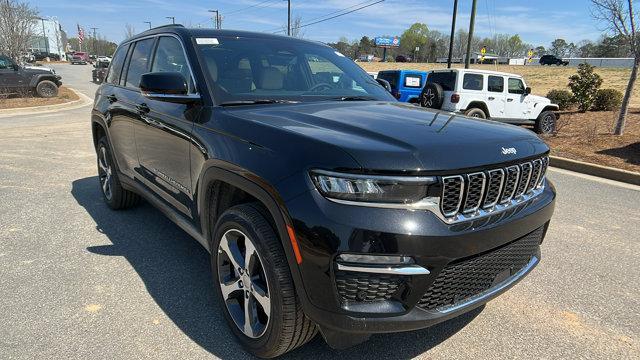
[337,254,414,265]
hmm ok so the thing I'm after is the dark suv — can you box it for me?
[91,25,556,358]
[539,54,569,66]
[0,54,62,97]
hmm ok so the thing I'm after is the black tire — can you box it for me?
[420,82,444,109]
[96,137,141,210]
[36,80,58,98]
[535,111,557,134]
[465,107,487,119]
[211,203,317,358]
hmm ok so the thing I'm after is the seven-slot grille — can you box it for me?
[439,157,548,219]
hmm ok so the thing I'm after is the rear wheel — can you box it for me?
[535,111,557,134]
[36,80,58,98]
[212,204,316,358]
[96,137,141,209]
[465,107,487,119]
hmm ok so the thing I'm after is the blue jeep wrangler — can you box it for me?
[377,69,428,103]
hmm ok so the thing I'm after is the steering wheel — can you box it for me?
[308,82,333,92]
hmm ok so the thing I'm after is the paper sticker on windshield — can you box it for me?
[196,38,219,45]
[334,51,345,57]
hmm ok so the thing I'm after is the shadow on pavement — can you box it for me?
[72,176,483,359]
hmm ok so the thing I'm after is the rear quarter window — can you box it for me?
[377,71,399,89]
[462,73,483,91]
[106,44,129,85]
[426,71,456,91]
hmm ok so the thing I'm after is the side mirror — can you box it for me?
[376,78,392,92]
[525,86,532,95]
[139,72,199,103]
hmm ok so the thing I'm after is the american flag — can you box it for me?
[77,24,84,51]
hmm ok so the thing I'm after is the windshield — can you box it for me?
[194,36,395,104]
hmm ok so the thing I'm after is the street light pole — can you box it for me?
[166,16,175,24]
[91,27,98,56]
[287,0,291,36]
[208,10,219,29]
[447,0,458,69]
[464,0,477,69]
[144,21,152,29]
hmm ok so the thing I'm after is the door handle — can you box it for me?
[106,94,117,103]
[507,98,514,102]
[488,96,495,101]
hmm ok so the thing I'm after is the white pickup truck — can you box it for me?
[420,69,559,134]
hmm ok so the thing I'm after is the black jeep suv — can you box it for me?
[0,54,62,97]
[539,54,569,66]
[91,25,556,358]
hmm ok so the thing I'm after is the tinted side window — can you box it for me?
[377,71,399,90]
[124,38,155,89]
[106,44,129,85]
[488,76,504,93]
[427,71,456,91]
[151,36,194,92]
[462,73,483,91]
[508,78,525,94]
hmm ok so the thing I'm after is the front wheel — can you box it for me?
[535,111,557,134]
[212,204,316,358]
[36,80,58,98]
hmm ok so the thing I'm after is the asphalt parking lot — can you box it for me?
[0,64,638,359]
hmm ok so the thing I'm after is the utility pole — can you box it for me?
[39,18,49,55]
[208,9,219,29]
[464,0,477,69]
[144,21,152,29]
[91,27,98,56]
[287,0,291,36]
[447,0,458,68]
[166,16,175,24]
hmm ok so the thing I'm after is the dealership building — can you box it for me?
[29,17,67,60]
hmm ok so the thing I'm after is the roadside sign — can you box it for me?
[527,49,534,64]
[374,36,400,48]
[480,45,486,62]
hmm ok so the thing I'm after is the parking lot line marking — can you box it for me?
[548,167,640,191]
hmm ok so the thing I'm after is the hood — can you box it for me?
[527,94,551,104]
[23,65,54,74]
[227,101,549,172]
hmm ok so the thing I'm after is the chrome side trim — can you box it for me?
[141,92,202,100]
[337,263,430,276]
[436,255,539,314]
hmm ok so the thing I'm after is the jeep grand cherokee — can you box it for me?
[91,25,556,358]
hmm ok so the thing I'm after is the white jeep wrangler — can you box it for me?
[420,69,559,134]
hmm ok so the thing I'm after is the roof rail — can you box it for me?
[144,24,185,32]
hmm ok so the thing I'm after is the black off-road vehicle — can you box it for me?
[539,54,569,66]
[0,54,62,97]
[92,25,556,358]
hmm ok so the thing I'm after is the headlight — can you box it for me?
[310,170,436,204]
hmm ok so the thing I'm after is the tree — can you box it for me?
[550,38,570,56]
[400,23,429,61]
[569,63,603,112]
[534,46,547,56]
[0,0,39,62]
[578,40,597,57]
[591,0,638,135]
[290,16,304,38]
[124,23,136,39]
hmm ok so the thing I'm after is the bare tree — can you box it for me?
[124,23,136,39]
[290,16,305,38]
[591,0,637,135]
[0,0,39,62]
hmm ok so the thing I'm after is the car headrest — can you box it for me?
[260,67,284,90]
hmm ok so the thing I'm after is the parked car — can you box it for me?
[420,69,560,134]
[92,60,110,83]
[395,55,412,62]
[92,25,556,358]
[70,52,89,65]
[377,69,428,102]
[33,51,61,61]
[97,56,112,63]
[539,54,569,66]
[0,54,62,97]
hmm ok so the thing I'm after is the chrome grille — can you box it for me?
[439,156,548,221]
[514,162,533,198]
[483,169,504,209]
[441,176,464,216]
[462,172,486,213]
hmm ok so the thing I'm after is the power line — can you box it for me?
[225,0,280,16]
[268,0,385,34]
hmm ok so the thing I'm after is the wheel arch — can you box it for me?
[466,101,490,117]
[28,74,59,88]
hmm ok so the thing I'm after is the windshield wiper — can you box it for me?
[329,96,378,101]
[218,99,299,107]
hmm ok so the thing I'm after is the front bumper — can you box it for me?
[285,179,556,335]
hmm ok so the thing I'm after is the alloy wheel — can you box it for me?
[541,115,554,133]
[98,146,113,200]
[217,229,271,339]
[40,83,55,97]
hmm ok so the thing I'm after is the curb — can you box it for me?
[550,156,640,186]
[0,88,93,118]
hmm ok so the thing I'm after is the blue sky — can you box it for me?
[34,0,602,47]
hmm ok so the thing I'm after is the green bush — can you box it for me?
[568,63,603,112]
[592,88,623,111]
[546,89,575,110]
